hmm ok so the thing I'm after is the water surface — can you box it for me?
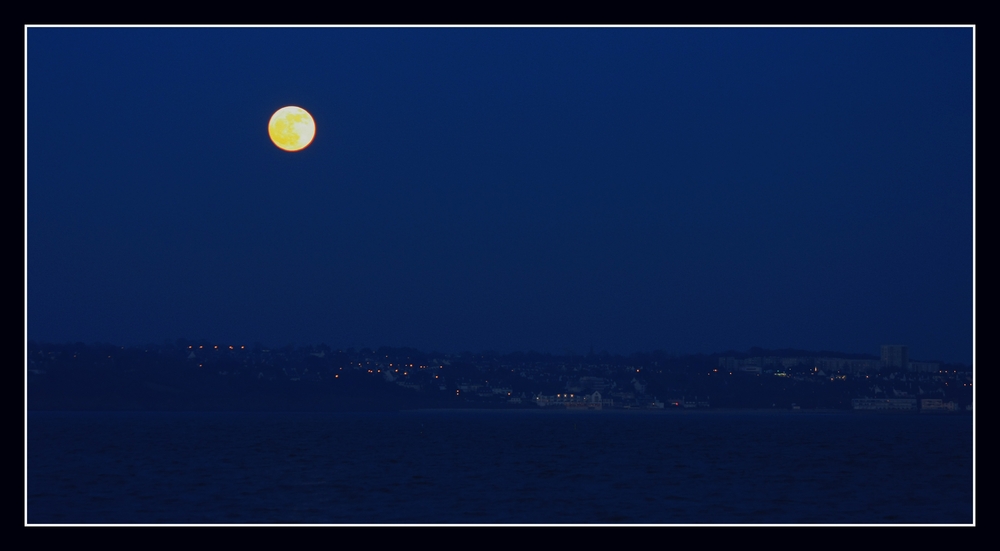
[27,409,973,524]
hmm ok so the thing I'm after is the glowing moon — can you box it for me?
[268,106,316,152]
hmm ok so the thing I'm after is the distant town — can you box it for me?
[27,341,972,413]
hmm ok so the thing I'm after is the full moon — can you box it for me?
[268,106,316,152]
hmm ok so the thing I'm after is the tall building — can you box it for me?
[881,345,909,371]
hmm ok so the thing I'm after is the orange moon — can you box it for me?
[268,106,316,152]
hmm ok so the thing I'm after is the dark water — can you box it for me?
[26,409,973,524]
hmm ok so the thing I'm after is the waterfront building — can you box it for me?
[852,398,917,411]
[535,391,612,409]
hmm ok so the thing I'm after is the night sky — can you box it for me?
[27,26,974,364]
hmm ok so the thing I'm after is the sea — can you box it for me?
[26,409,973,524]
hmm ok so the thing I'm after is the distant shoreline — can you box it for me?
[26,407,971,416]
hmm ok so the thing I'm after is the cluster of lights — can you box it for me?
[188,345,245,350]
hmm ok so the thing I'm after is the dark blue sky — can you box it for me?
[27,27,974,363]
